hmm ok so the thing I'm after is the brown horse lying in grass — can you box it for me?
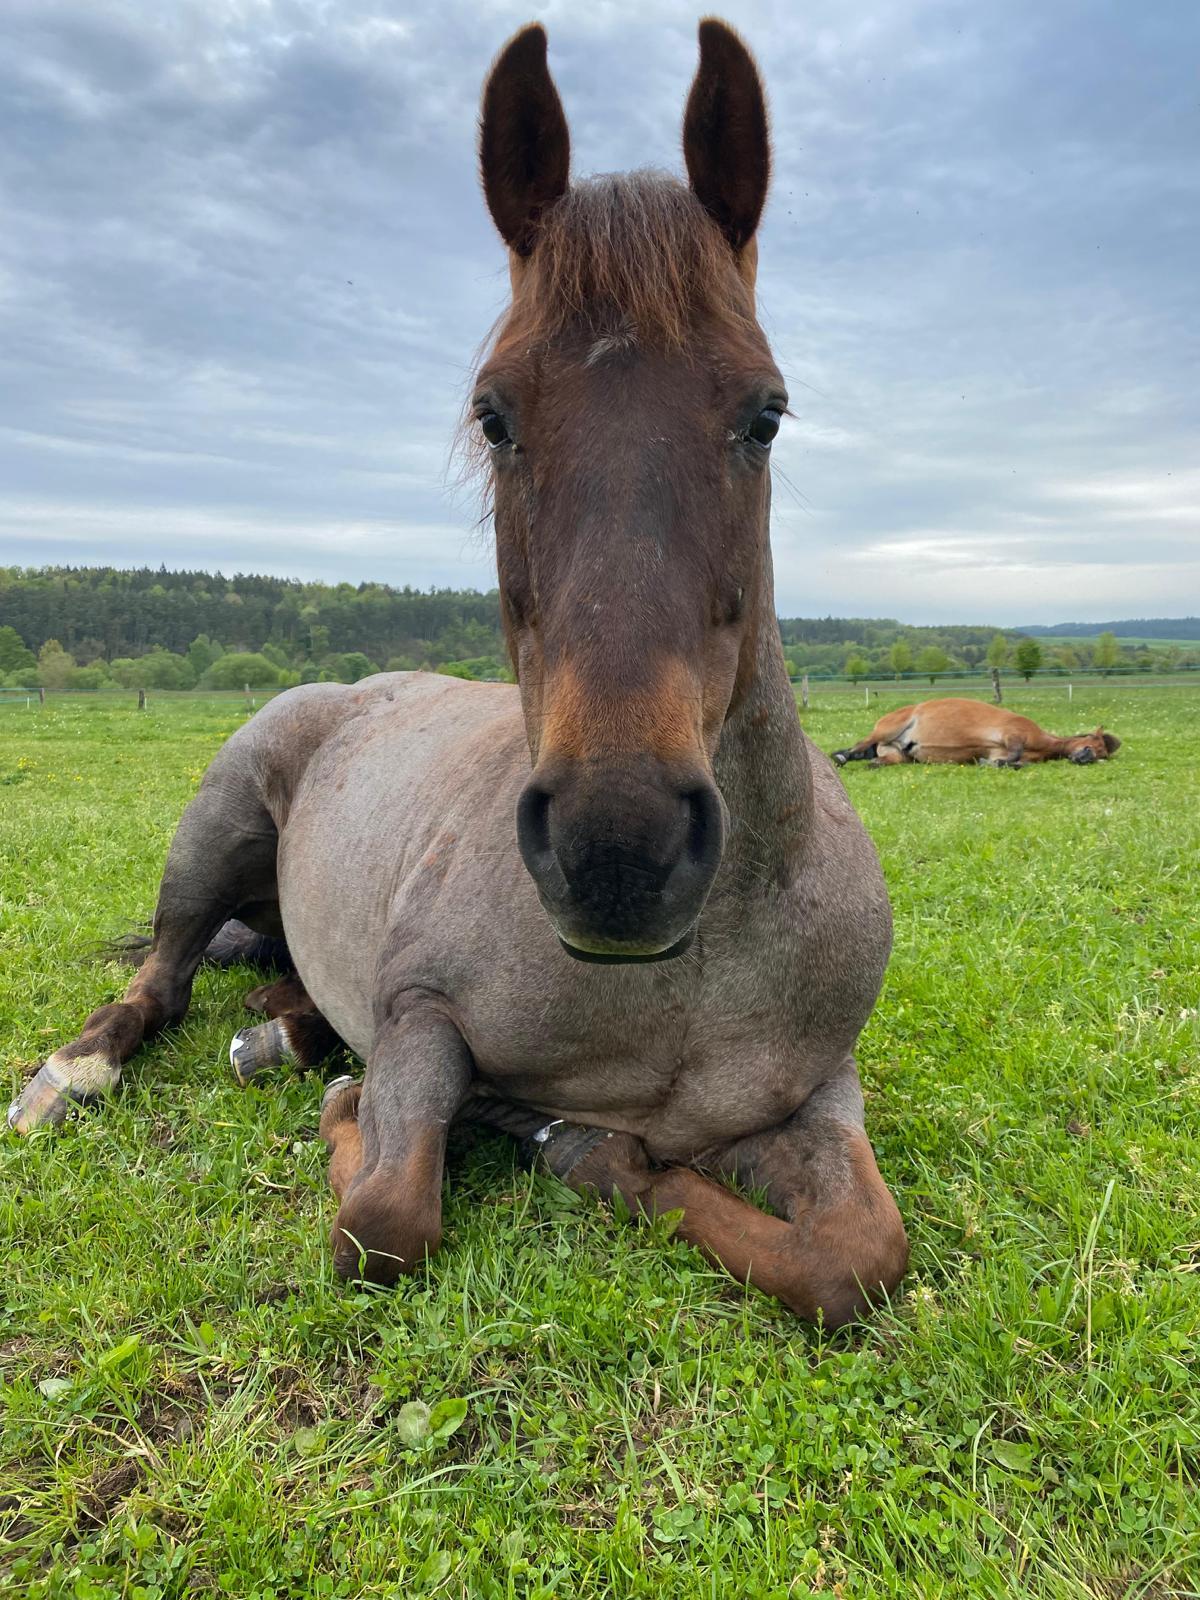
[10,22,909,1328]
[833,698,1121,768]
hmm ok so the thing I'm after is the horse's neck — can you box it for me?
[715,579,813,879]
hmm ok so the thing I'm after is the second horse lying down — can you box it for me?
[833,698,1121,769]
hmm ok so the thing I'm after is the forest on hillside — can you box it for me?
[1022,617,1200,640]
[1,566,1197,691]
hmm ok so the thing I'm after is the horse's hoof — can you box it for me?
[520,1120,615,1182]
[7,1053,119,1135]
[229,1020,292,1087]
[320,1074,358,1116]
[832,751,848,767]
[7,1082,70,1136]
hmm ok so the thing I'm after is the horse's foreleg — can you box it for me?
[9,774,276,1133]
[831,739,877,767]
[321,997,471,1285]
[520,1106,902,1328]
[973,739,1026,768]
[708,1066,908,1326]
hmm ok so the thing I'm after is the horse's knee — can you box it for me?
[325,1109,448,1285]
[331,1162,444,1285]
[870,744,904,767]
[796,1207,908,1328]
[779,1144,908,1328]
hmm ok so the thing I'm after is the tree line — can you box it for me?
[1022,617,1200,641]
[1,566,1196,691]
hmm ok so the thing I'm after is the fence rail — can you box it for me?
[2,669,1199,713]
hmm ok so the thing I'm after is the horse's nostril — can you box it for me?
[683,785,723,870]
[516,782,554,867]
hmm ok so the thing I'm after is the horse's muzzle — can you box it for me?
[516,761,725,961]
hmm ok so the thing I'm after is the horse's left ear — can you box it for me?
[480,25,570,257]
[683,19,770,254]
[1102,731,1121,753]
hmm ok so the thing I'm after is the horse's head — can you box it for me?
[474,20,782,962]
[1064,728,1121,764]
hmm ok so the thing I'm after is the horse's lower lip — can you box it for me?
[557,927,696,964]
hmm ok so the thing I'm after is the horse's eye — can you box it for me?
[747,408,782,448]
[479,411,510,449]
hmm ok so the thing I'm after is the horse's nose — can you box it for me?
[516,763,725,960]
[1072,747,1096,765]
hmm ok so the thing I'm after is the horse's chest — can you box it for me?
[465,963,824,1161]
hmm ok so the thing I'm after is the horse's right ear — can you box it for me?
[480,25,570,257]
[683,19,770,254]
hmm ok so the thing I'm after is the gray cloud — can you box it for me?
[1,0,1196,622]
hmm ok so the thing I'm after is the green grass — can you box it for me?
[2,689,1199,1599]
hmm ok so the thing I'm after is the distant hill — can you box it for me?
[1020,618,1200,640]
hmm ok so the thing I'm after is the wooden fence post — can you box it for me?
[1067,682,1073,703]
[137,689,146,711]
[801,673,809,710]
[38,686,45,706]
[991,667,1002,704]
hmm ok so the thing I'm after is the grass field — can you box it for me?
[2,688,1199,1599]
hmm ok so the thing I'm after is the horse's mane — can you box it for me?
[494,170,756,352]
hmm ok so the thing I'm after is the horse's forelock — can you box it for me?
[499,171,756,352]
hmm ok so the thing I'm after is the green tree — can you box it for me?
[110,649,193,689]
[199,652,281,689]
[986,633,1010,670]
[1014,638,1042,681]
[917,645,950,685]
[1093,631,1121,674]
[187,634,218,680]
[149,648,194,689]
[324,652,377,684]
[888,639,913,677]
[2,664,41,689]
[1056,645,1078,671]
[844,653,869,682]
[0,625,35,675]
[107,658,139,688]
[37,639,75,691]
[67,664,112,691]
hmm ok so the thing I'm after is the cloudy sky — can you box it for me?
[1,0,1196,624]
